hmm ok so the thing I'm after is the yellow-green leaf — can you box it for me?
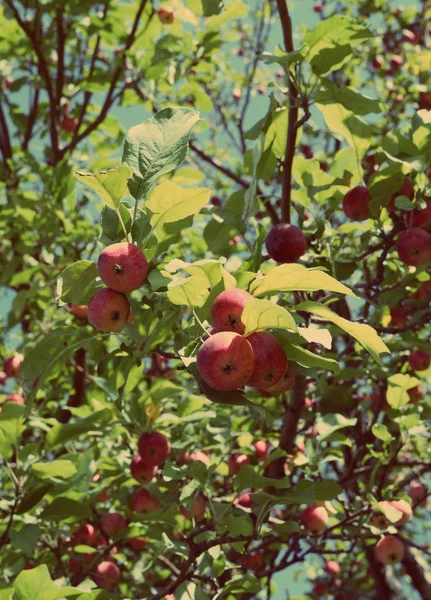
[242,299,297,334]
[74,165,132,209]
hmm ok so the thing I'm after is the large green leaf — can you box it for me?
[122,107,200,199]
[13,565,82,600]
[74,165,132,209]
[250,264,356,298]
[202,0,224,16]
[31,460,77,480]
[46,408,112,447]
[294,301,390,365]
[315,414,357,440]
[316,80,384,115]
[386,374,420,409]
[56,260,98,304]
[242,299,297,334]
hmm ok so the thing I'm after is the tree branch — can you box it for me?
[402,547,431,600]
[280,372,307,453]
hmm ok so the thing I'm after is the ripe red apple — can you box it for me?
[6,394,25,405]
[313,581,328,596]
[342,186,371,221]
[72,524,97,546]
[389,55,404,71]
[246,332,287,389]
[276,70,284,79]
[388,177,415,212]
[264,457,286,479]
[300,144,313,159]
[415,280,431,300]
[375,535,404,565]
[196,331,255,391]
[372,57,383,69]
[129,537,147,551]
[325,560,340,575]
[87,288,130,332]
[228,453,251,476]
[4,353,23,378]
[389,306,407,328]
[2,76,13,90]
[253,440,270,461]
[234,493,253,508]
[211,288,253,334]
[138,431,170,467]
[232,88,241,102]
[130,456,157,484]
[396,228,431,266]
[406,199,431,230]
[158,6,174,23]
[98,242,148,293]
[265,223,306,263]
[408,481,427,507]
[313,1,323,12]
[70,304,88,320]
[180,492,206,521]
[0,372,7,385]
[402,29,417,43]
[184,451,210,467]
[93,560,121,590]
[102,513,127,538]
[408,349,430,371]
[132,488,161,512]
[264,364,295,394]
[241,553,264,571]
[61,116,79,133]
[389,499,413,526]
[257,85,265,95]
[407,385,422,404]
[370,513,390,529]
[419,92,431,110]
[301,505,328,533]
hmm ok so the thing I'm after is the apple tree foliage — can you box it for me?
[0,0,430,599]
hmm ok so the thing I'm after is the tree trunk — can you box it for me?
[403,546,431,600]
[366,547,408,600]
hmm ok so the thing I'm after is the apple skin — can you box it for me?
[395,228,431,266]
[406,199,431,230]
[132,488,161,512]
[408,481,427,507]
[375,535,404,565]
[264,364,295,394]
[130,456,157,484]
[389,55,404,71]
[408,349,430,371]
[158,6,174,24]
[180,492,206,521]
[196,331,255,391]
[70,304,88,320]
[211,288,253,334]
[129,537,147,551]
[389,306,408,328]
[228,453,251,475]
[301,505,328,533]
[98,242,148,293]
[265,223,307,263]
[102,513,127,538]
[234,493,253,508]
[325,560,340,575]
[4,353,23,378]
[232,88,241,101]
[389,499,413,526]
[0,372,7,385]
[415,280,431,301]
[246,332,287,389]
[408,385,423,404]
[313,2,323,12]
[87,288,130,332]
[72,524,97,546]
[6,394,25,405]
[184,451,210,467]
[61,117,79,133]
[93,560,121,590]
[419,92,431,111]
[253,440,270,461]
[241,553,264,572]
[342,186,371,221]
[388,177,415,212]
[138,431,170,467]
[313,581,328,596]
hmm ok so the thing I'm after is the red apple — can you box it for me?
[415,280,431,300]
[2,76,13,90]
[301,505,328,533]
[389,306,407,328]
[253,440,270,461]
[407,385,422,404]
[211,288,253,335]
[372,57,383,69]
[130,456,158,484]
[132,488,161,512]
[342,186,371,221]
[325,560,340,575]
[276,70,284,79]
[313,2,323,12]
[396,228,431,266]
[419,92,431,110]
[375,535,404,565]
[0,372,7,385]
[87,288,130,332]
[389,499,413,526]
[265,223,306,263]
[264,364,295,394]
[300,144,313,159]
[72,524,97,546]
[241,553,264,571]
[257,85,265,95]
[4,353,23,378]
[246,332,287,389]
[402,29,417,43]
[138,431,170,467]
[313,581,328,596]
[70,304,88,320]
[232,88,241,102]
[406,199,431,230]
[196,331,255,391]
[129,537,147,551]
[98,242,148,293]
[234,493,253,508]
[184,451,210,467]
[408,350,430,371]
[228,453,251,475]
[408,481,427,507]
[93,560,121,590]
[61,116,79,133]
[158,6,174,24]
[389,55,404,70]
[6,394,24,405]
[102,513,127,538]
[180,492,206,521]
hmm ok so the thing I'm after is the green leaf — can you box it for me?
[16,484,52,515]
[202,0,224,16]
[122,107,200,199]
[316,80,384,115]
[315,480,342,501]
[294,301,390,365]
[10,524,41,558]
[242,299,298,334]
[46,408,112,447]
[57,260,98,304]
[31,460,77,480]
[40,498,90,521]
[206,1,248,29]
[315,414,357,440]
[13,565,82,600]
[74,165,132,209]
[147,182,210,235]
[279,339,340,372]
[372,423,393,442]
[386,374,420,409]
[250,264,356,298]
[243,134,263,219]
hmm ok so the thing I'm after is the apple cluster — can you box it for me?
[196,288,295,393]
[0,352,25,409]
[342,178,431,266]
[86,242,149,332]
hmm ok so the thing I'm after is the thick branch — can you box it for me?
[402,546,431,600]
[280,372,307,453]
[0,102,12,160]
[23,88,40,150]
[58,347,86,423]
[365,546,408,600]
